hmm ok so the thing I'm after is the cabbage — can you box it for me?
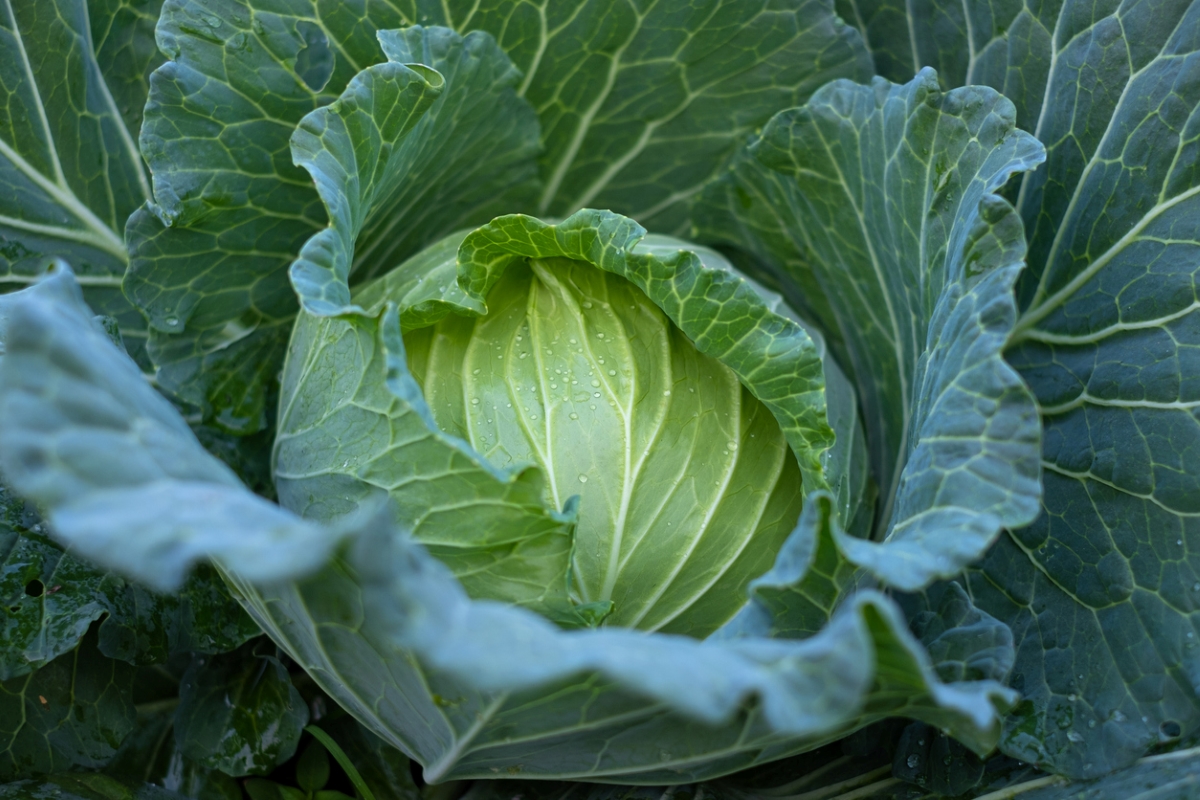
[2,0,1198,793]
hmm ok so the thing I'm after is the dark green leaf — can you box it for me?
[983,0,1200,779]
[0,628,136,780]
[124,8,539,434]
[174,642,309,777]
[1,512,257,680]
[309,719,415,800]
[0,0,162,368]
[771,0,1200,781]
[835,0,1058,132]
[295,739,329,794]
[103,698,242,800]
[901,581,1015,686]
[0,773,187,800]
[891,722,984,796]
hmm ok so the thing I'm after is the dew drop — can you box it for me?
[596,332,605,338]
[906,755,919,769]
[205,15,221,27]
[726,441,738,451]
[569,412,579,420]
[1193,583,1199,591]
[578,474,588,483]
[472,368,481,375]
[569,338,577,344]
[590,404,597,410]
[663,390,671,396]
[607,369,616,376]
[571,380,578,385]
[530,414,538,420]
[505,403,512,408]
[471,398,480,405]
[1066,731,1084,743]
[591,380,600,387]
[582,301,593,309]
[1088,720,1096,728]
[519,352,528,359]
[593,392,601,398]
[1111,710,1126,722]
[550,383,558,389]
[252,18,264,34]
[165,315,180,328]
[1178,539,1184,546]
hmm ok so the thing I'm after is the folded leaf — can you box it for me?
[221,510,1014,783]
[693,70,1045,591]
[0,269,343,592]
[125,9,539,432]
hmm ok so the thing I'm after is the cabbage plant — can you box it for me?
[0,0,1198,795]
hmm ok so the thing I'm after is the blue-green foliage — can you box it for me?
[0,0,1198,796]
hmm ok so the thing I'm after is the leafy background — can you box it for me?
[0,0,1199,797]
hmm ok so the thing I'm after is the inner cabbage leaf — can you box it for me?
[403,255,804,634]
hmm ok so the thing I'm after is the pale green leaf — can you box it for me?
[0,268,345,592]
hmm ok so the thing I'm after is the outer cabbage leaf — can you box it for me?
[0,267,345,592]
[0,273,258,681]
[124,0,870,432]
[805,0,1200,780]
[124,13,538,432]
[0,261,1013,784]
[834,0,1058,131]
[693,70,1044,591]
[222,509,1014,783]
[0,0,161,366]
[982,0,1200,778]
[433,0,872,232]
